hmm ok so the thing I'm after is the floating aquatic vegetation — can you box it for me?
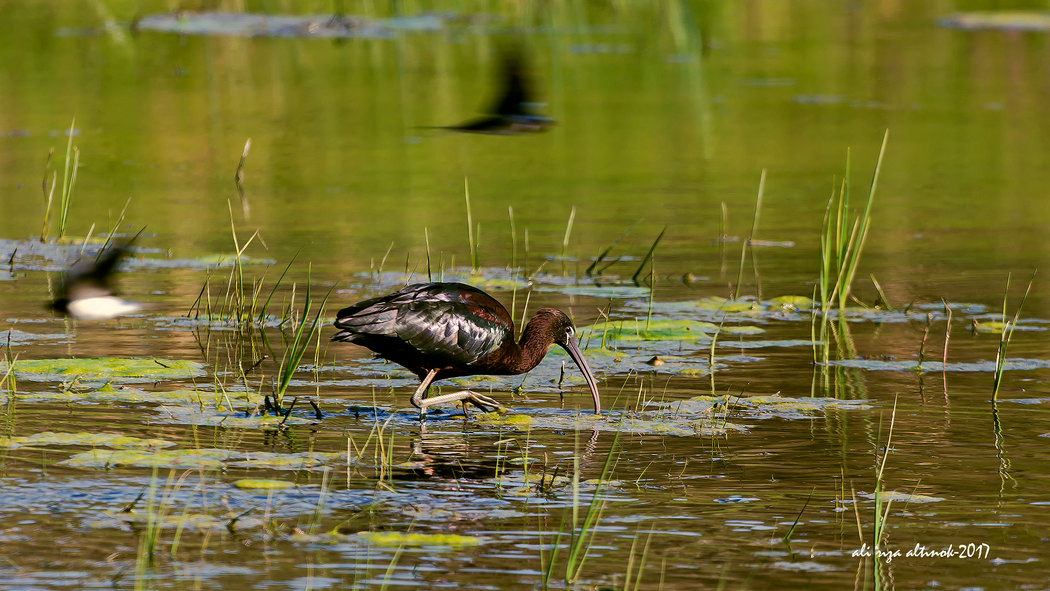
[670,394,874,421]
[62,447,345,470]
[474,413,534,427]
[136,11,448,39]
[713,495,761,504]
[940,11,1050,31]
[827,358,1050,373]
[356,531,484,548]
[3,357,205,382]
[349,268,529,293]
[5,384,265,409]
[157,405,316,429]
[492,471,627,499]
[767,295,815,311]
[856,490,945,503]
[232,479,295,490]
[477,409,747,437]
[137,254,276,270]
[86,510,266,533]
[228,452,344,470]
[625,296,811,323]
[0,237,150,273]
[1,329,72,344]
[0,431,175,450]
[582,318,749,345]
[533,281,651,299]
[64,448,235,469]
[291,529,485,548]
[970,318,1046,334]
[158,314,288,330]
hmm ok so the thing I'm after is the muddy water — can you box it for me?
[3,2,1050,590]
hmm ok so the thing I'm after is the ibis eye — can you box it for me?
[566,327,575,339]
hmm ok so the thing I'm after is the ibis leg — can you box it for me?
[416,389,503,413]
[410,369,440,420]
[409,369,503,416]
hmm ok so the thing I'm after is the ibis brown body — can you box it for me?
[332,282,600,417]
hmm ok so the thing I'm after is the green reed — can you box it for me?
[57,117,79,240]
[39,118,80,241]
[816,131,889,367]
[540,430,620,587]
[871,395,898,589]
[585,220,639,277]
[734,169,765,300]
[820,131,888,313]
[274,265,333,406]
[464,177,480,272]
[992,272,1035,400]
[632,226,666,286]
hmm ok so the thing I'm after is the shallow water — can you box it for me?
[3,2,1050,590]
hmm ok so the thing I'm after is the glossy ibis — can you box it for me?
[332,282,600,418]
[437,48,554,135]
[51,242,141,321]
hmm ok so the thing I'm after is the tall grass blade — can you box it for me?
[586,220,640,276]
[565,430,620,583]
[464,177,478,272]
[734,169,765,299]
[58,117,79,240]
[235,138,251,219]
[837,130,888,309]
[275,266,336,405]
[992,271,1035,399]
[258,251,300,325]
[40,149,56,241]
[561,206,576,269]
[631,226,666,285]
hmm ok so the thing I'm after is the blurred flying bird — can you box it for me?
[436,48,555,135]
[51,241,141,321]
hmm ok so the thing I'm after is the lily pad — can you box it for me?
[827,358,1050,373]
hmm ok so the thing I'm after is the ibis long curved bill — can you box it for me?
[558,336,601,414]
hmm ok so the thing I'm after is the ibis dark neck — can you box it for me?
[507,310,562,374]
